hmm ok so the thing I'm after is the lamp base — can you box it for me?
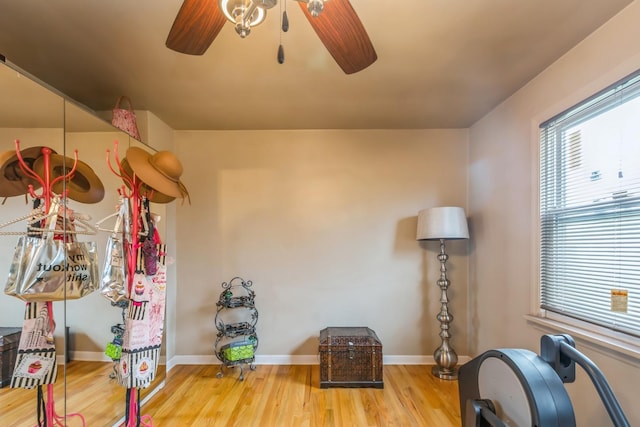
[432,365,458,380]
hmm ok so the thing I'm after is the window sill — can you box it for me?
[524,314,640,364]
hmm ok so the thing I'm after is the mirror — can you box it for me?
[63,102,168,426]
[0,62,66,425]
[0,61,168,426]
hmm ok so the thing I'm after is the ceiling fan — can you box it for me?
[165,0,377,74]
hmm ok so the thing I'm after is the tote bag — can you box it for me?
[112,96,141,140]
[117,242,167,389]
[4,198,99,302]
[100,198,131,303]
[11,302,58,389]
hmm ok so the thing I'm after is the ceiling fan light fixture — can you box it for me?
[298,0,328,17]
[254,0,278,9]
[166,0,376,74]
[219,0,267,38]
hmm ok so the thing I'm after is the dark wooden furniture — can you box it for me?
[319,326,383,389]
[0,327,22,388]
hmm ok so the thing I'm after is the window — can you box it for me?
[539,70,640,337]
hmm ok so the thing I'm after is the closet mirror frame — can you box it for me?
[0,59,167,427]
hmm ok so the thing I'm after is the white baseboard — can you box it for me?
[61,351,471,370]
[167,354,471,367]
[63,351,167,365]
[69,351,111,362]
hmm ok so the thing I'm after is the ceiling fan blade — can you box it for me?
[299,0,377,74]
[166,0,227,55]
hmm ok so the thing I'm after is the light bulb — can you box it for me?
[255,0,277,8]
[307,0,324,17]
[219,0,267,36]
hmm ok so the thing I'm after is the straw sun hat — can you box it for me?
[125,147,190,203]
[33,153,105,204]
[0,146,51,197]
[120,158,176,204]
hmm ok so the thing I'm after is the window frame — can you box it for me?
[534,68,640,356]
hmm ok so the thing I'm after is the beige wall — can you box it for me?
[173,129,469,360]
[469,1,640,425]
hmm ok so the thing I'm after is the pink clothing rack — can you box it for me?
[13,140,86,427]
[106,140,154,427]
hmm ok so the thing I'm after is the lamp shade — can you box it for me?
[416,206,469,240]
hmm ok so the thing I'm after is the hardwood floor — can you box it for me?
[143,364,461,426]
[0,361,165,427]
[1,363,461,426]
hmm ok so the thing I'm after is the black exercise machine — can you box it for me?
[458,334,630,427]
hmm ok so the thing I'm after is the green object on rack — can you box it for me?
[105,341,122,360]
[222,341,254,362]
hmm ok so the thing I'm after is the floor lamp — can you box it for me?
[416,206,469,380]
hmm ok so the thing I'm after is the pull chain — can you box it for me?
[278,0,289,64]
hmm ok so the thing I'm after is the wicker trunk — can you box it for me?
[0,327,21,388]
[319,327,383,389]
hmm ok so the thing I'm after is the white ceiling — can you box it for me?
[0,0,632,130]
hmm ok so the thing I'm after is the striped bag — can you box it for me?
[116,242,167,389]
[11,302,58,389]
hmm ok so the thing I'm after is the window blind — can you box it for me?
[539,70,640,337]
